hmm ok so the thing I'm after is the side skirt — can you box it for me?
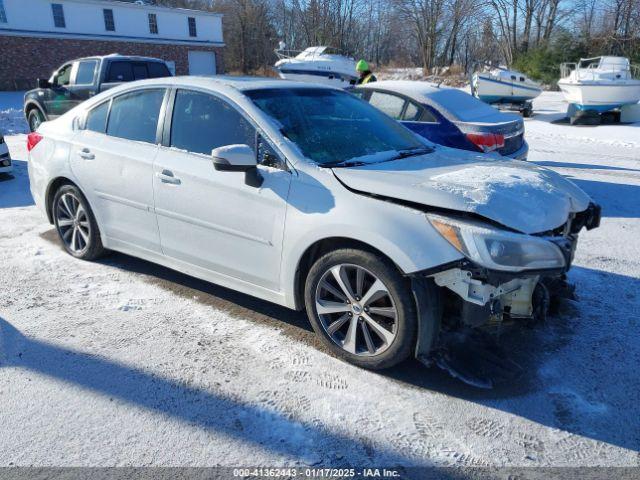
[103,236,293,309]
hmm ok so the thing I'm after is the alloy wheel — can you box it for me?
[315,263,398,356]
[55,192,91,254]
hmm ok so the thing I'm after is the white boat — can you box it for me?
[558,56,640,112]
[274,46,358,88]
[472,67,542,104]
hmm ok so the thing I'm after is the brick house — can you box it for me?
[0,0,225,90]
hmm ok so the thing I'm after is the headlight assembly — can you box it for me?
[427,213,566,272]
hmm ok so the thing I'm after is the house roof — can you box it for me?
[61,0,223,17]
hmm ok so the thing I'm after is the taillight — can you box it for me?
[27,132,43,152]
[466,132,505,152]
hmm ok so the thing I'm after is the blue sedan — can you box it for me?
[354,80,528,160]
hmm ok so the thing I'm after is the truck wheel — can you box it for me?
[28,108,45,132]
[304,248,417,370]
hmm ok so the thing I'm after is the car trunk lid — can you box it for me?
[454,115,524,156]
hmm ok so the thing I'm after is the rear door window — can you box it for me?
[106,89,165,143]
[106,61,133,82]
[75,60,98,85]
[170,90,256,156]
[368,91,406,119]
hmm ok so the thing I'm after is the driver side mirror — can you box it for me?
[211,144,263,188]
[37,78,51,89]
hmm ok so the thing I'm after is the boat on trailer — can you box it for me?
[471,67,542,106]
[274,46,358,88]
[558,56,640,113]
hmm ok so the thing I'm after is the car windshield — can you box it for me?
[245,88,428,166]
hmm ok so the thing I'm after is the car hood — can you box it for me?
[332,149,592,234]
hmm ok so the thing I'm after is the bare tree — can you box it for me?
[395,0,447,70]
[152,0,639,78]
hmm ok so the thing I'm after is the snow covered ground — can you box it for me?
[0,91,29,135]
[0,91,639,470]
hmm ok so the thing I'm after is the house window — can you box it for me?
[188,17,197,37]
[51,3,65,28]
[148,13,158,34]
[0,0,7,23]
[103,9,115,31]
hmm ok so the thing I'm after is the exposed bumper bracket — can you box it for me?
[431,268,526,306]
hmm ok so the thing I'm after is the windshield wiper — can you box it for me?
[320,146,433,168]
[320,160,369,168]
[391,147,434,160]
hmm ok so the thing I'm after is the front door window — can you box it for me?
[170,90,256,155]
[54,64,72,87]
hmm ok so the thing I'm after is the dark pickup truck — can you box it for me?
[24,54,172,131]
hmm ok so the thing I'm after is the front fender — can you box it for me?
[279,170,463,307]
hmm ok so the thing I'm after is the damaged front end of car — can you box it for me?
[412,203,601,388]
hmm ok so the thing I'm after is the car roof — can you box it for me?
[74,54,168,63]
[122,75,338,92]
[81,75,340,113]
[357,80,445,99]
[358,80,521,125]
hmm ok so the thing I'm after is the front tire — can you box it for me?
[304,249,417,369]
[28,108,45,132]
[52,184,105,260]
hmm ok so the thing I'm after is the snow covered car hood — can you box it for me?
[332,150,592,234]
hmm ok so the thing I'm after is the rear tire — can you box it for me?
[28,108,45,132]
[52,184,105,260]
[304,248,417,370]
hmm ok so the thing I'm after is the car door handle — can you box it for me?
[156,169,181,185]
[78,148,95,160]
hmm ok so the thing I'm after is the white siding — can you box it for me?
[0,0,223,45]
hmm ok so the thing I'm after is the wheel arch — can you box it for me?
[24,100,46,121]
[292,236,407,311]
[44,176,84,224]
